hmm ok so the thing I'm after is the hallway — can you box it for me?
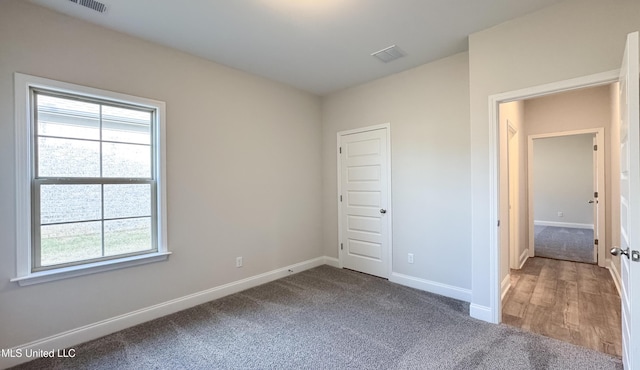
[502,257,621,357]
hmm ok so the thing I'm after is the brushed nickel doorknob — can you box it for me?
[611,247,629,258]
[380,209,387,214]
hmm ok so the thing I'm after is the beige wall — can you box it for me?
[525,86,612,136]
[0,0,322,350]
[468,0,640,311]
[322,52,472,293]
[2,0,637,349]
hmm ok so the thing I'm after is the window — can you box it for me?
[13,74,169,285]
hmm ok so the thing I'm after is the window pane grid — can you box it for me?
[35,178,154,184]
[32,89,157,271]
[34,88,154,115]
[35,90,152,179]
[35,249,155,272]
[36,134,153,147]
[41,215,152,227]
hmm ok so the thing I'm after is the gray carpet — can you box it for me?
[13,266,621,370]
[535,226,595,263]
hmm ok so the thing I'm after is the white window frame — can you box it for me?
[12,73,170,286]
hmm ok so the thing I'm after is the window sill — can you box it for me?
[10,252,172,286]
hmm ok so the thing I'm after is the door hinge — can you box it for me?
[340,195,342,202]
[340,243,343,250]
[339,147,342,154]
[594,191,598,198]
[497,220,500,227]
[594,144,598,151]
[595,239,599,245]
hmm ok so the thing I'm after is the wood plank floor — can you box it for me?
[502,257,622,357]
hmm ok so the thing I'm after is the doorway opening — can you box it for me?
[530,130,602,265]
[496,81,621,357]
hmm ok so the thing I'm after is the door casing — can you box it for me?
[527,129,605,265]
[486,69,620,324]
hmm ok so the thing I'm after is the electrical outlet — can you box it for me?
[408,253,414,264]
[236,257,243,268]
[557,211,564,217]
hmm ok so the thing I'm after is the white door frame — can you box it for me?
[527,128,606,266]
[337,123,393,278]
[488,70,619,323]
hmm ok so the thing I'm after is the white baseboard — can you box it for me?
[609,259,622,297]
[501,274,511,301]
[389,273,472,302]
[470,303,495,323]
[518,249,529,269]
[2,256,481,369]
[323,256,340,268]
[534,220,594,229]
[1,256,328,369]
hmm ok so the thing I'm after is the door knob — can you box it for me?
[588,200,595,204]
[380,209,387,214]
[611,247,630,258]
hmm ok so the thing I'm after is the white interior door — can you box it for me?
[617,31,640,369]
[339,126,390,278]
[592,135,599,263]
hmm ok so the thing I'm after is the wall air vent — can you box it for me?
[371,45,405,63]
[69,0,107,13]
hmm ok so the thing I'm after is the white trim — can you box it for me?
[389,273,472,302]
[470,303,493,322]
[518,249,529,269]
[336,129,343,268]
[337,123,392,279]
[336,123,390,136]
[527,128,603,140]
[609,259,622,297]
[533,220,594,229]
[527,128,605,266]
[1,256,329,369]
[10,252,171,286]
[500,274,511,301]
[323,256,340,268]
[486,78,501,324]
[12,73,168,285]
[485,69,620,325]
[14,74,32,282]
[490,70,619,104]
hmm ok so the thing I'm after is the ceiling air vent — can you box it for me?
[371,45,405,63]
[69,0,107,13]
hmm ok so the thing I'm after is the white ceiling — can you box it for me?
[30,0,564,95]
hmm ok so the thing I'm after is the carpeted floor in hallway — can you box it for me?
[535,226,595,263]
